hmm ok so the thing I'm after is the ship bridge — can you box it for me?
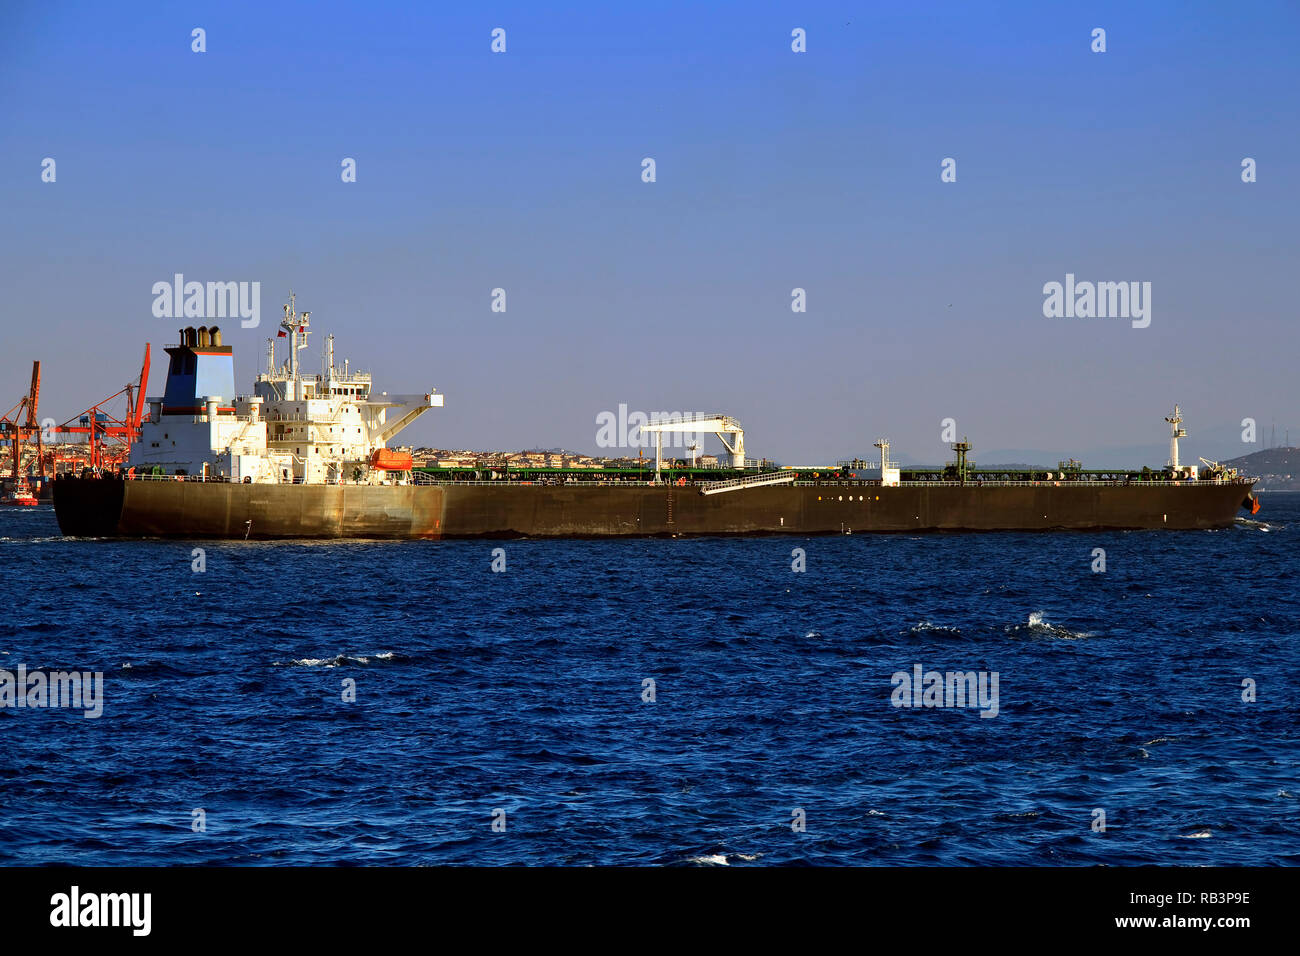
[132,295,444,484]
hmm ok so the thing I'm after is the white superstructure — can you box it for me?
[130,294,442,483]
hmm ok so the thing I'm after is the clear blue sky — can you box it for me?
[2,1,1296,465]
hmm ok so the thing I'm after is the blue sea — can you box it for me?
[2,496,1298,866]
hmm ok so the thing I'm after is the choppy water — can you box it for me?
[1,496,1298,865]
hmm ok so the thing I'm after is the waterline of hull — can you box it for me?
[52,478,1255,539]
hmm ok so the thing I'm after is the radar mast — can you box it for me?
[1165,405,1186,470]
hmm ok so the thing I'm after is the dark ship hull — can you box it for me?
[53,475,1257,539]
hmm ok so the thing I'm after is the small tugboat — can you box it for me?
[2,477,39,506]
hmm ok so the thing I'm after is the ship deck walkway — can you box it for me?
[699,471,799,495]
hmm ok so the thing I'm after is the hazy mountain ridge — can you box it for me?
[1221,448,1300,490]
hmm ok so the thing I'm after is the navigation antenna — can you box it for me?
[280,291,312,399]
[873,438,893,473]
[1165,405,1186,470]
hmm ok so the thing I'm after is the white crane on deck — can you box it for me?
[639,414,745,483]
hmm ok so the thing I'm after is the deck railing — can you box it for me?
[95,472,1253,489]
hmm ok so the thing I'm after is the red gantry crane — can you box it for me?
[52,345,151,473]
[0,361,42,504]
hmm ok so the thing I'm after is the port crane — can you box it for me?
[51,345,151,472]
[0,361,42,503]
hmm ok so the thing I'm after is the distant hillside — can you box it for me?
[1221,447,1300,490]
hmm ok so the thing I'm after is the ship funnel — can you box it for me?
[161,328,236,416]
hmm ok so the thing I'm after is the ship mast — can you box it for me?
[873,438,900,487]
[279,291,312,400]
[873,438,891,474]
[1165,405,1186,470]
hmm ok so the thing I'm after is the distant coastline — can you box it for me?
[1222,448,1299,491]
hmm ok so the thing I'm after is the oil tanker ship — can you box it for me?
[53,301,1258,539]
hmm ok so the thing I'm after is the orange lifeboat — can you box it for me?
[369,449,414,471]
